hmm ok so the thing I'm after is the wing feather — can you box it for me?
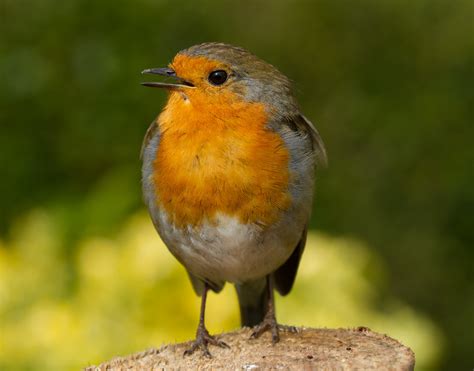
[272,113,325,295]
[273,226,307,296]
[300,114,328,167]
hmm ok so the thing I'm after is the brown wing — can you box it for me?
[273,226,307,295]
[272,114,326,295]
[300,114,327,167]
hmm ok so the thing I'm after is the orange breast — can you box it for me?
[153,89,290,228]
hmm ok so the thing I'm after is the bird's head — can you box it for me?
[142,43,298,118]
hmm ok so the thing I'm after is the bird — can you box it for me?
[140,42,326,357]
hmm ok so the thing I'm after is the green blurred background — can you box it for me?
[1,0,472,369]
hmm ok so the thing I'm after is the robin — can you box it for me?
[141,42,326,357]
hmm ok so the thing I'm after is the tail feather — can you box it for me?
[235,279,268,327]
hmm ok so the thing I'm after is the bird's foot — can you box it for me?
[251,314,280,343]
[183,326,229,358]
[251,316,298,344]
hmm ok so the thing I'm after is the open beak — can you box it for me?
[141,67,194,89]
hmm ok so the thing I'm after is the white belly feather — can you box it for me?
[155,211,296,284]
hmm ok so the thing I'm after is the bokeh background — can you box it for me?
[1,0,472,369]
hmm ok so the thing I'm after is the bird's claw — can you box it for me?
[251,316,279,343]
[251,320,298,344]
[183,327,229,358]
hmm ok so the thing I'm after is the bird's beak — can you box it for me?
[141,67,194,89]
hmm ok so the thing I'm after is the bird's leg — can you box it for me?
[250,275,280,343]
[250,276,298,343]
[184,283,229,357]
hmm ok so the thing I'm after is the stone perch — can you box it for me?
[84,327,415,370]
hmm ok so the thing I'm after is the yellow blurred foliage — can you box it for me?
[0,210,443,370]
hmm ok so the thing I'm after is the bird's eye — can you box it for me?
[208,70,228,86]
